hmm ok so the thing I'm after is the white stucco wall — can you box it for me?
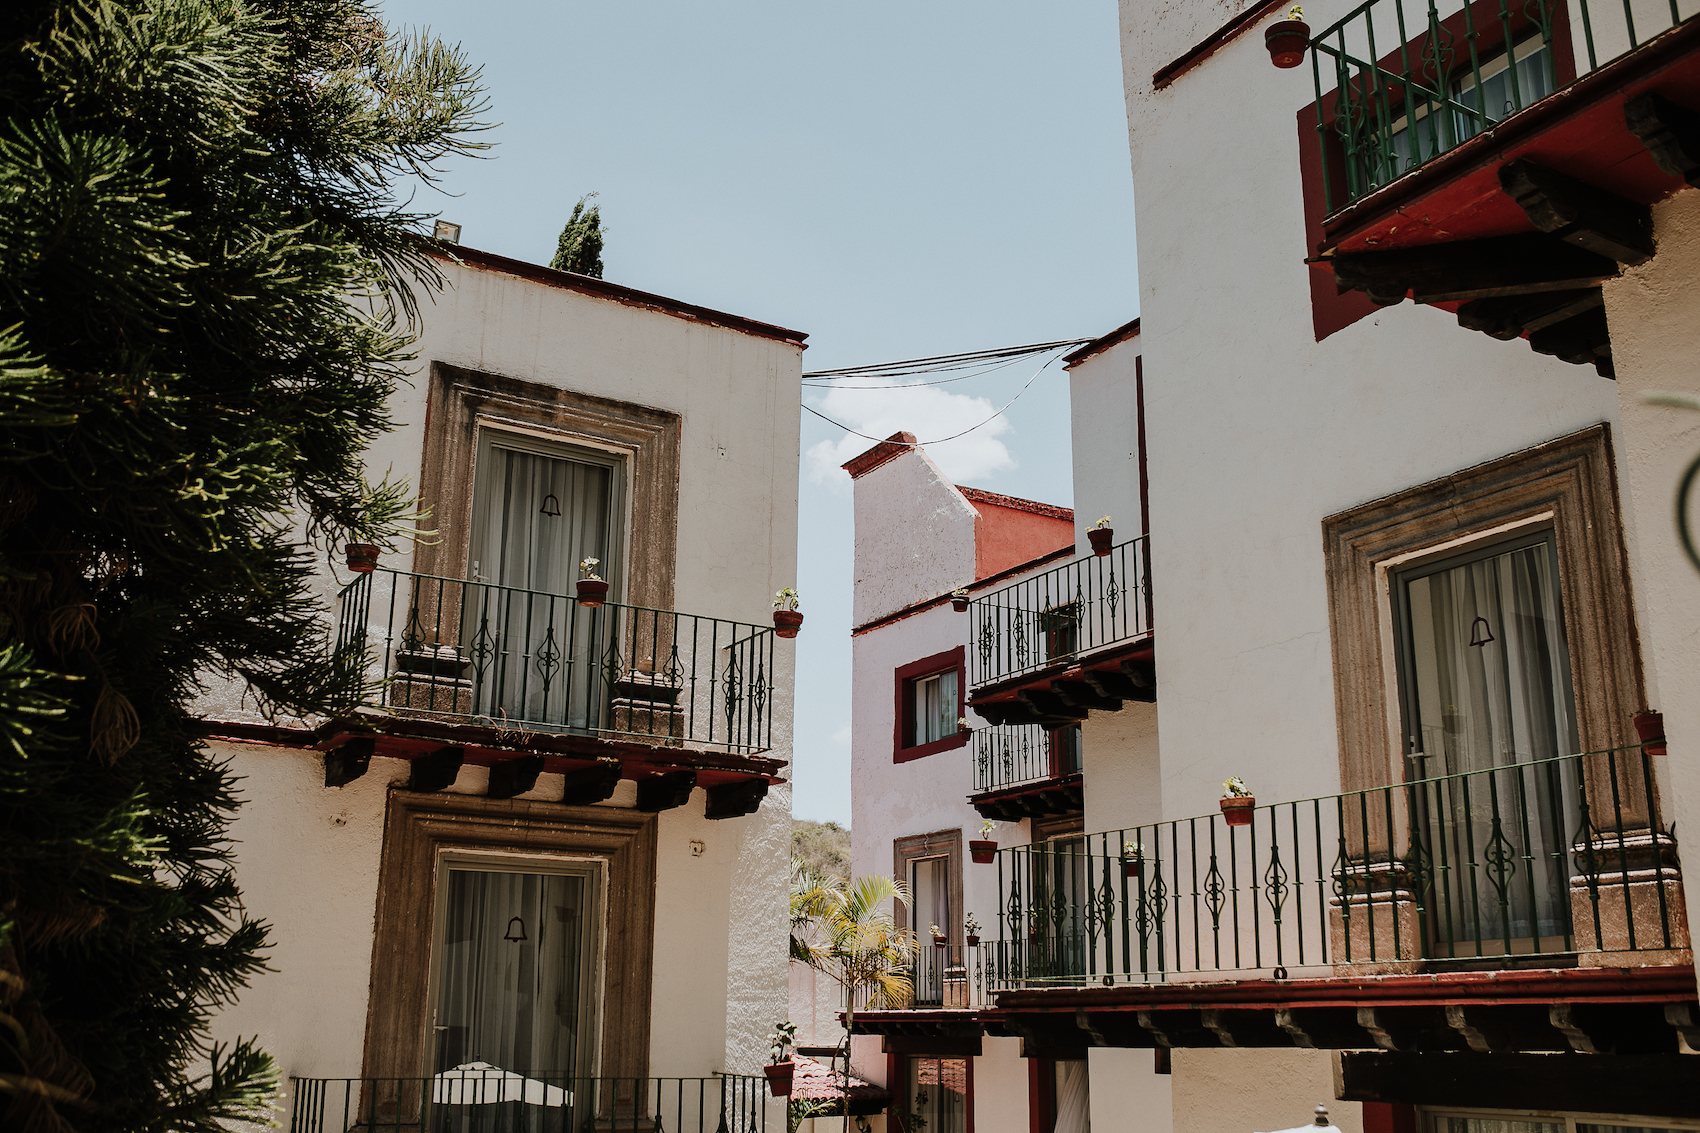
[850,448,980,626]
[1068,335,1145,549]
[1116,0,1623,826]
[1089,1047,1172,1133]
[1603,185,1700,986]
[973,1037,1031,1133]
[1171,1049,1360,1133]
[204,259,800,1092]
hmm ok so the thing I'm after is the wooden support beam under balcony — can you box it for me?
[969,643,1156,728]
[969,772,1084,822]
[1310,12,1700,374]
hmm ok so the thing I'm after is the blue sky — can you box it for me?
[379,0,1141,824]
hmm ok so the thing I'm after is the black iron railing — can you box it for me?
[968,537,1152,688]
[850,945,989,1011]
[289,1074,770,1133]
[335,569,775,754]
[1309,0,1700,211]
[986,745,1680,987]
[972,724,1063,793]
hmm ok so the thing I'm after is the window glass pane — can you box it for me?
[910,856,950,938]
[912,670,957,746]
[1398,535,1577,949]
[907,1057,969,1133]
[1433,1118,1563,1133]
[435,868,590,1083]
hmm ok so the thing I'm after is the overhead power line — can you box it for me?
[800,338,1091,382]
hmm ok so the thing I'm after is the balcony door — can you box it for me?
[465,430,625,729]
[429,859,600,1129]
[1393,529,1579,954]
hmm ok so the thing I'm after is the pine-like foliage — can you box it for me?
[550,193,605,277]
[0,2,487,1130]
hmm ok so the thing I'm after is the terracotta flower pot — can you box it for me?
[1087,527,1114,557]
[763,1062,794,1098]
[345,543,380,573]
[1220,796,1257,827]
[932,935,947,948]
[1123,858,1143,879]
[1265,19,1311,68]
[965,933,980,948]
[969,839,997,864]
[1634,710,1668,756]
[951,594,970,612]
[773,609,804,639]
[576,578,609,608]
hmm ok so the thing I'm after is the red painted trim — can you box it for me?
[843,431,919,479]
[424,242,809,345]
[958,486,1074,522]
[894,647,968,763]
[1152,0,1287,90]
[1297,101,1382,341]
[1062,318,1140,368]
[1027,1058,1055,1133]
[1135,355,1150,538]
[851,546,1076,637]
[965,1055,976,1133]
[1362,1102,1419,1133]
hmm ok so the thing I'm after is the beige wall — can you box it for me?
[1171,1049,1360,1133]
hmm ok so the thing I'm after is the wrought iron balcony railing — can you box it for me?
[851,944,990,1011]
[289,1074,770,1133]
[335,569,775,755]
[968,536,1152,689]
[986,744,1681,987]
[1309,0,1700,212]
[972,724,1077,794]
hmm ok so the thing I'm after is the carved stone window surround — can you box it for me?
[360,790,658,1084]
[893,829,964,945]
[417,363,682,612]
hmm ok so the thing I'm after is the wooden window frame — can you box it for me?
[360,790,658,1084]
[893,830,963,945]
[417,363,681,611]
[1321,424,1650,822]
[894,647,968,763]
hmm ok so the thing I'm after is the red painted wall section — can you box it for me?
[961,486,1074,581]
[1361,1102,1419,1133]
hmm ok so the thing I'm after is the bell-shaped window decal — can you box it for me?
[1468,616,1495,647]
[504,915,528,942]
[539,494,561,517]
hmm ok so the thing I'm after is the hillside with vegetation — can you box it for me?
[792,819,850,880]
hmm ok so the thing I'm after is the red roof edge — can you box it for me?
[1062,317,1141,369]
[842,431,919,479]
[958,485,1074,522]
[423,242,810,347]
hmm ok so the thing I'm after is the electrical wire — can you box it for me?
[801,353,1031,391]
[800,338,1090,381]
[801,346,1072,448]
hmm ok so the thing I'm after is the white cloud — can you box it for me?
[830,723,851,747]
[804,379,1016,492]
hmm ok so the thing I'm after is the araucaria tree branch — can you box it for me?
[0,1,489,1129]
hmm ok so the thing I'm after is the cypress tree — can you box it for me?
[0,2,487,1129]
[551,193,605,277]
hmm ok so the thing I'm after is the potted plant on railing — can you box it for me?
[1634,709,1668,756]
[957,715,973,737]
[929,922,947,948]
[969,819,997,864]
[950,587,971,612]
[964,912,981,948]
[764,1021,796,1097]
[1121,841,1145,879]
[1265,6,1311,68]
[773,588,804,639]
[345,543,380,573]
[576,558,609,608]
[1087,516,1114,557]
[1220,777,1256,827]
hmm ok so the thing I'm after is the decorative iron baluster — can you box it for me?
[723,650,742,731]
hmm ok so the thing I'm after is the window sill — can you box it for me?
[894,731,970,764]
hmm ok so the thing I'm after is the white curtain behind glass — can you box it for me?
[466,444,612,728]
[1053,1060,1090,1133]
[914,672,957,745]
[434,869,588,1083]
[1404,539,1577,945]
